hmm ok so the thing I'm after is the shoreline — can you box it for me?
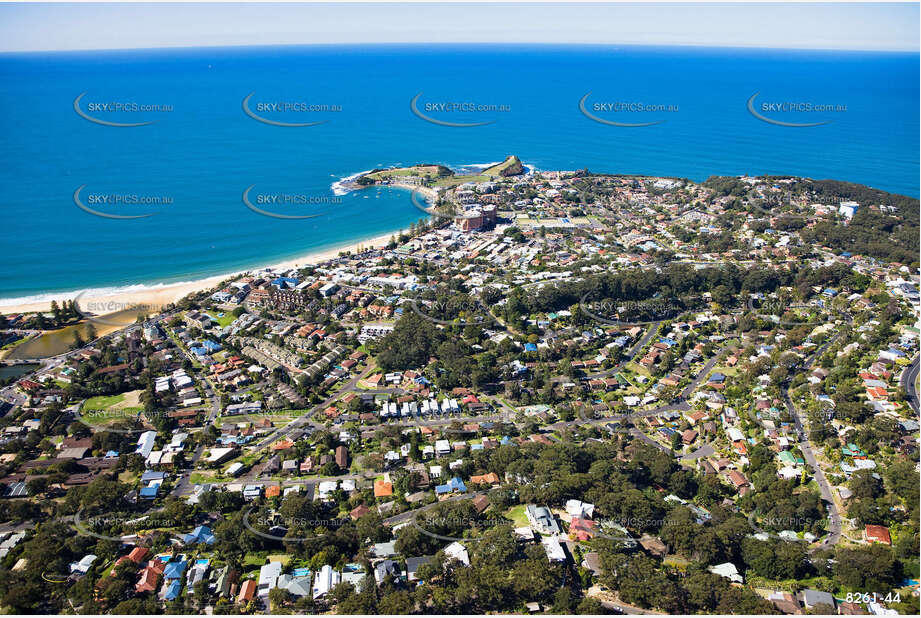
[0,162,490,317]
[338,176,440,202]
[0,229,398,316]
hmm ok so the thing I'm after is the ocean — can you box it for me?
[0,44,917,303]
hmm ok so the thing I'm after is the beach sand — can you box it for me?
[1,175,437,319]
[1,231,397,316]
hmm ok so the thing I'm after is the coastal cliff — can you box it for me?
[492,155,524,177]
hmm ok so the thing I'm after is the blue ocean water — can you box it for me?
[0,44,917,302]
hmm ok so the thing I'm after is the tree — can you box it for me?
[670,431,682,452]
[26,476,48,496]
[377,590,413,614]
[375,311,442,372]
[833,545,900,590]
[268,587,291,609]
[576,596,605,614]
[551,587,577,614]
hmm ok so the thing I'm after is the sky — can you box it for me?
[0,2,917,53]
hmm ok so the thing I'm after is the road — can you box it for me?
[683,443,716,460]
[777,319,849,551]
[543,344,729,467]
[251,363,380,451]
[171,381,221,497]
[581,586,665,616]
[382,491,486,526]
[677,347,728,400]
[782,388,842,550]
[168,323,225,497]
[172,469,380,497]
[549,343,731,433]
[900,354,920,414]
[171,336,731,507]
[577,322,662,381]
[597,599,665,615]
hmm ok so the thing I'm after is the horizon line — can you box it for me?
[2,40,917,55]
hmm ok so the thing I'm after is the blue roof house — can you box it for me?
[183,525,216,545]
[164,560,187,580]
[164,579,183,600]
[272,277,299,289]
[202,339,222,353]
[435,477,467,495]
[139,482,161,500]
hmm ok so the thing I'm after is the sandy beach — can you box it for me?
[1,173,438,319]
[0,230,398,317]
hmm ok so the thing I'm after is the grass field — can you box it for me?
[189,472,217,484]
[83,393,126,409]
[364,165,446,182]
[432,174,489,188]
[209,312,237,328]
[275,409,310,416]
[481,156,521,176]
[624,361,652,378]
[214,413,296,429]
[242,553,267,568]
[82,391,143,424]
[663,555,690,570]
[505,504,529,527]
[266,554,292,566]
[714,365,741,377]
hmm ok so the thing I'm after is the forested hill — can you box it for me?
[703,175,920,267]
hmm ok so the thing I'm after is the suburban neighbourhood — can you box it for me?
[1,164,919,615]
